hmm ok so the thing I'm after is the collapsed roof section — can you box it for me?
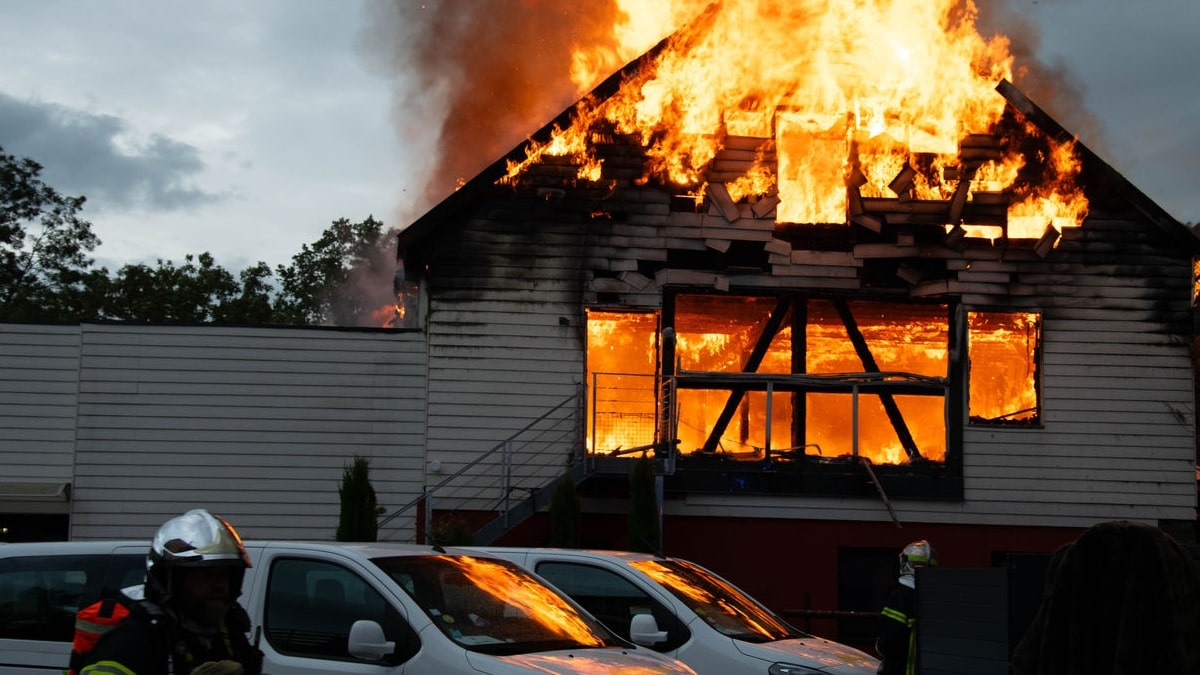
[397,17,1198,264]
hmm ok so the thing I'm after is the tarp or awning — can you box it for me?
[0,481,71,513]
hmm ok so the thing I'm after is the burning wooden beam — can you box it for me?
[707,182,740,223]
[832,299,922,462]
[1035,224,1060,257]
[701,298,792,454]
[957,133,1004,168]
[888,163,917,199]
[946,163,978,224]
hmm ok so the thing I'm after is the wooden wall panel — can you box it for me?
[0,324,81,513]
[65,324,427,543]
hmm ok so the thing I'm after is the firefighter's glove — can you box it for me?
[190,660,244,675]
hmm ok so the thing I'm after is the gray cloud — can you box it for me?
[0,91,223,211]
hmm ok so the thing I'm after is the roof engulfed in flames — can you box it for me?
[503,0,1087,235]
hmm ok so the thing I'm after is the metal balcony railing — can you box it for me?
[379,390,586,544]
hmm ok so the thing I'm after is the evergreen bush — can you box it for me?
[336,455,378,542]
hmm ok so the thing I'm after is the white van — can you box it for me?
[0,540,696,675]
[469,548,880,675]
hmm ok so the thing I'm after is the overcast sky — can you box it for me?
[0,1,1196,275]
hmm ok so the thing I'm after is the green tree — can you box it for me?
[273,216,393,325]
[104,253,239,322]
[215,262,277,324]
[3,147,396,327]
[336,455,379,542]
[548,475,582,548]
[627,455,660,553]
[0,146,101,321]
[93,254,277,324]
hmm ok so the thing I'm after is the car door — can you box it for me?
[529,557,691,653]
[246,548,421,674]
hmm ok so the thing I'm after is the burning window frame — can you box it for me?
[586,292,1043,500]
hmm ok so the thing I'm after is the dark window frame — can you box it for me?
[660,290,965,501]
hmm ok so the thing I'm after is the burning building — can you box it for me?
[392,0,1199,645]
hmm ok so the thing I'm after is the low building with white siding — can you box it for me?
[0,323,426,544]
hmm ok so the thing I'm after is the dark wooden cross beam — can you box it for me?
[701,297,792,454]
[832,299,923,462]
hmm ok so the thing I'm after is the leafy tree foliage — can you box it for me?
[1,148,395,326]
[274,216,394,326]
[0,145,100,321]
[105,253,240,322]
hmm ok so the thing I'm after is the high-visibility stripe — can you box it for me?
[882,606,909,624]
[79,661,136,675]
[906,623,918,675]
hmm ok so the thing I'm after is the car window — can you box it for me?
[264,557,419,664]
[534,561,691,652]
[630,558,804,642]
[0,552,140,643]
[374,554,622,656]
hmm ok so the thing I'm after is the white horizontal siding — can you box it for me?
[667,308,1196,528]
[966,311,1195,524]
[67,324,427,543]
[0,324,81,491]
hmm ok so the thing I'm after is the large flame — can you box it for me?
[588,301,1039,465]
[505,0,1087,232]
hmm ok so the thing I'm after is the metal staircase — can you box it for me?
[379,391,590,544]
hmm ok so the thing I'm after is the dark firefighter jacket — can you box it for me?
[77,600,263,675]
[876,581,917,675]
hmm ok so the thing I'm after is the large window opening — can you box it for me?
[585,297,1042,479]
[967,311,1041,425]
[585,309,659,454]
[667,297,950,465]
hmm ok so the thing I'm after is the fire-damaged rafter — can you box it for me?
[700,297,792,454]
[996,79,1187,240]
[832,299,922,461]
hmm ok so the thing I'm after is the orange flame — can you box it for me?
[505,0,1087,234]
[588,300,1039,465]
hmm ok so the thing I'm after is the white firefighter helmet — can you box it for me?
[899,539,938,576]
[146,508,251,603]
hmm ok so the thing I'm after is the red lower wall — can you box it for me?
[498,512,1086,649]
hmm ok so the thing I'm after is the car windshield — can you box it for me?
[372,554,622,655]
[629,558,806,642]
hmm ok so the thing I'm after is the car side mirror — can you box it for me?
[629,612,667,646]
[348,620,395,661]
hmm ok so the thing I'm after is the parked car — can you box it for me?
[468,547,880,675]
[0,540,698,675]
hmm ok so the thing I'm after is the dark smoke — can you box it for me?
[360,1,1108,230]
[973,1,1105,156]
[357,0,628,226]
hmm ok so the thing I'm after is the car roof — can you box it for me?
[0,540,147,555]
[0,540,497,561]
[248,538,530,559]
[464,546,664,563]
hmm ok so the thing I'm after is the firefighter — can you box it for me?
[77,509,263,675]
[875,539,937,675]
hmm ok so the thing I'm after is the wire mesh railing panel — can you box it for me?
[589,372,658,454]
[379,391,584,541]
